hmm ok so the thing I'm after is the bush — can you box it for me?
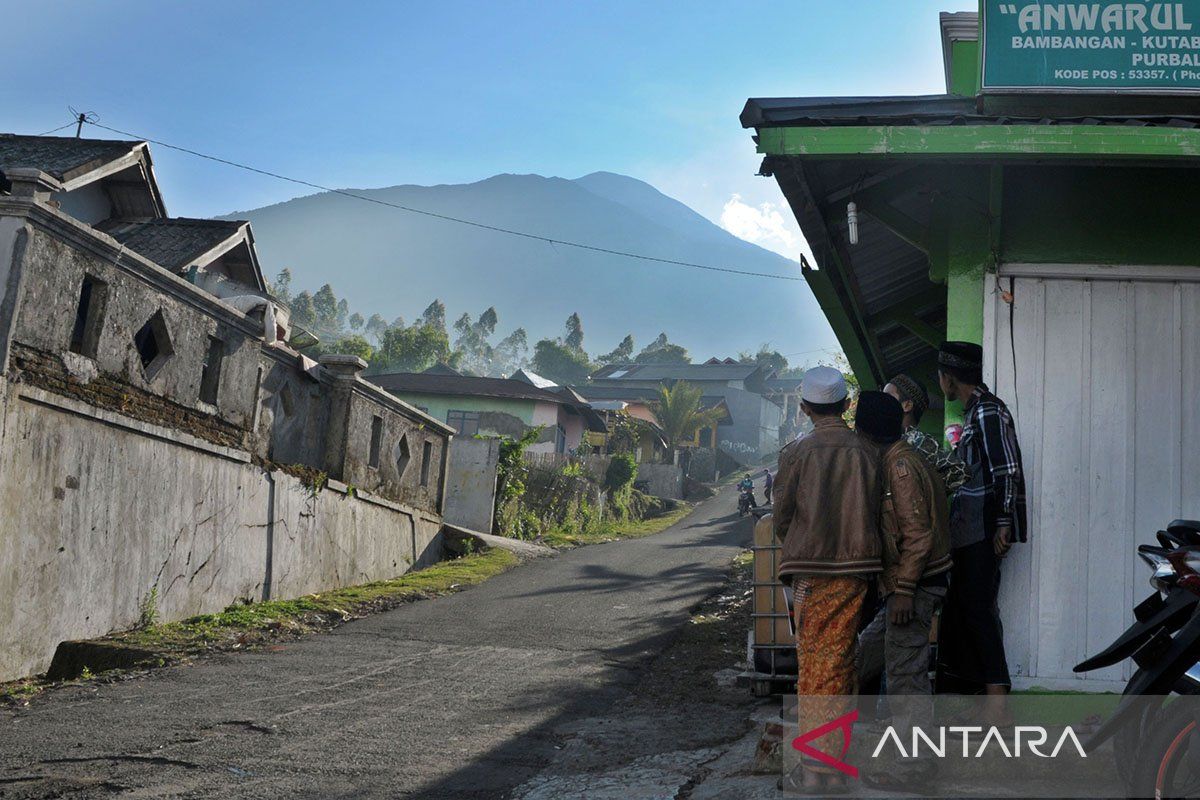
[604,453,638,492]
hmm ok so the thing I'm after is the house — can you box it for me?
[0,133,452,681]
[574,384,732,453]
[369,368,606,454]
[588,361,781,458]
[741,7,1200,688]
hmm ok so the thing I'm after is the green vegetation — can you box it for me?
[650,380,728,461]
[540,502,692,548]
[0,549,518,704]
[269,271,802,381]
[115,549,516,655]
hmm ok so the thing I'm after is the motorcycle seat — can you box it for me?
[1167,519,1200,536]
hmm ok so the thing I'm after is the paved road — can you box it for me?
[0,486,753,799]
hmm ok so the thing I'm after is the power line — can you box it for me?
[81,119,803,283]
[33,122,76,137]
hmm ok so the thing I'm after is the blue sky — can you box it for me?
[6,0,970,359]
[7,2,970,238]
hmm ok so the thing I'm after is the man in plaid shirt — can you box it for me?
[934,341,1028,726]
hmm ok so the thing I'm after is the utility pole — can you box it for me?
[75,112,86,138]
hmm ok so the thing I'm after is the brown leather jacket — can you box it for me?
[879,439,952,597]
[773,417,883,579]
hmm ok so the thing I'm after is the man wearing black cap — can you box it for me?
[884,373,967,493]
[935,341,1027,725]
[855,391,951,788]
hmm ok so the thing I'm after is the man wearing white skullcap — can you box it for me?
[774,366,883,793]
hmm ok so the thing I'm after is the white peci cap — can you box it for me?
[801,366,848,404]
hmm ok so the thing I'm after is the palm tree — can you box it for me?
[650,381,726,463]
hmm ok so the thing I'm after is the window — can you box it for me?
[446,410,480,436]
[199,336,224,405]
[555,425,567,454]
[368,415,383,469]
[69,274,107,358]
[396,435,411,478]
[133,310,173,379]
[420,440,433,487]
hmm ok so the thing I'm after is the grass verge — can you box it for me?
[1,548,517,705]
[539,503,694,549]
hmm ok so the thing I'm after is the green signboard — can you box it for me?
[982,1,1200,93]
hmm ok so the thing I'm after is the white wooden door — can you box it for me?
[984,265,1200,688]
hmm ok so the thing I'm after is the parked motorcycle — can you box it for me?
[737,487,757,517]
[1075,519,1200,797]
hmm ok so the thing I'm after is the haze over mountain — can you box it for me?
[221,172,836,362]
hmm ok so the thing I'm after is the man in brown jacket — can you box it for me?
[854,391,951,789]
[774,366,882,793]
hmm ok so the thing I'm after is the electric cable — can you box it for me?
[81,120,804,283]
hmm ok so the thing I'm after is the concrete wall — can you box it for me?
[633,463,684,500]
[0,201,453,681]
[0,385,442,681]
[442,437,500,533]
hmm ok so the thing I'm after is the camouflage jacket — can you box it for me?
[903,427,968,494]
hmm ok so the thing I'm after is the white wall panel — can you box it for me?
[988,268,1200,687]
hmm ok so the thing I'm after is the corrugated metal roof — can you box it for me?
[591,363,762,382]
[741,94,1200,129]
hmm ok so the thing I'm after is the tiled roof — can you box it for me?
[369,372,571,404]
[590,363,762,382]
[101,218,245,271]
[0,134,142,182]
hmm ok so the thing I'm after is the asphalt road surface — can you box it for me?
[0,486,753,799]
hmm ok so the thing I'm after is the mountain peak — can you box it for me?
[222,171,824,358]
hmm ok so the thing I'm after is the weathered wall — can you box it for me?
[14,223,262,435]
[442,437,500,533]
[0,384,440,681]
[0,203,453,682]
[633,463,684,500]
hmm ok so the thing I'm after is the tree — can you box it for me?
[564,312,585,352]
[365,313,388,342]
[739,347,789,375]
[635,333,691,365]
[270,268,293,304]
[326,334,375,363]
[349,312,364,331]
[649,381,727,462]
[531,339,593,385]
[376,323,453,373]
[335,298,350,331]
[420,300,446,333]
[290,291,316,327]
[494,328,529,376]
[453,307,500,376]
[313,284,339,331]
[597,334,635,366]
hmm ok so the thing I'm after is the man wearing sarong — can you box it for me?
[774,366,883,793]
[934,341,1028,726]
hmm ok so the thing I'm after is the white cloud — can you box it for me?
[719,193,810,262]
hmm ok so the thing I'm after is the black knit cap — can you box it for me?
[855,390,904,443]
[938,341,983,370]
[888,373,928,419]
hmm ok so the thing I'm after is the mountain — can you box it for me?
[220,172,833,362]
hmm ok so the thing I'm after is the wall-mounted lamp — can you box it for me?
[847,201,859,246]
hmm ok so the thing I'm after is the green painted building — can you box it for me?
[741,6,1200,688]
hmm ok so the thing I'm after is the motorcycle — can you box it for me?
[1074,519,1200,797]
[737,486,757,517]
